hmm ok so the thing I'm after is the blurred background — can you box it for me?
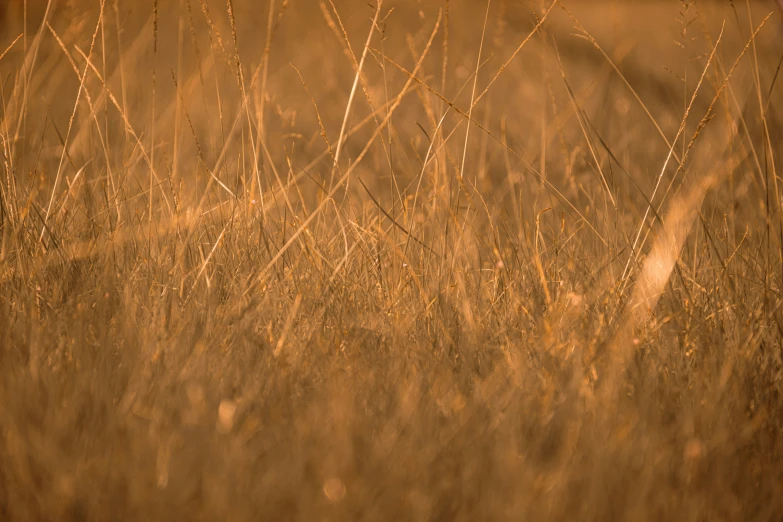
[2,0,781,221]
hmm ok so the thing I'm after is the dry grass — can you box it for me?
[1,0,783,520]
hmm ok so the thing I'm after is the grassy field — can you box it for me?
[1,0,783,519]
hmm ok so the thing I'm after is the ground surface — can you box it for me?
[1,1,783,520]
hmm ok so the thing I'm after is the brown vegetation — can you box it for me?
[1,0,783,520]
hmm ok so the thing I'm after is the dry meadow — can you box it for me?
[1,0,783,520]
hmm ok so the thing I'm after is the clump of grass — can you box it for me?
[1,1,782,520]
